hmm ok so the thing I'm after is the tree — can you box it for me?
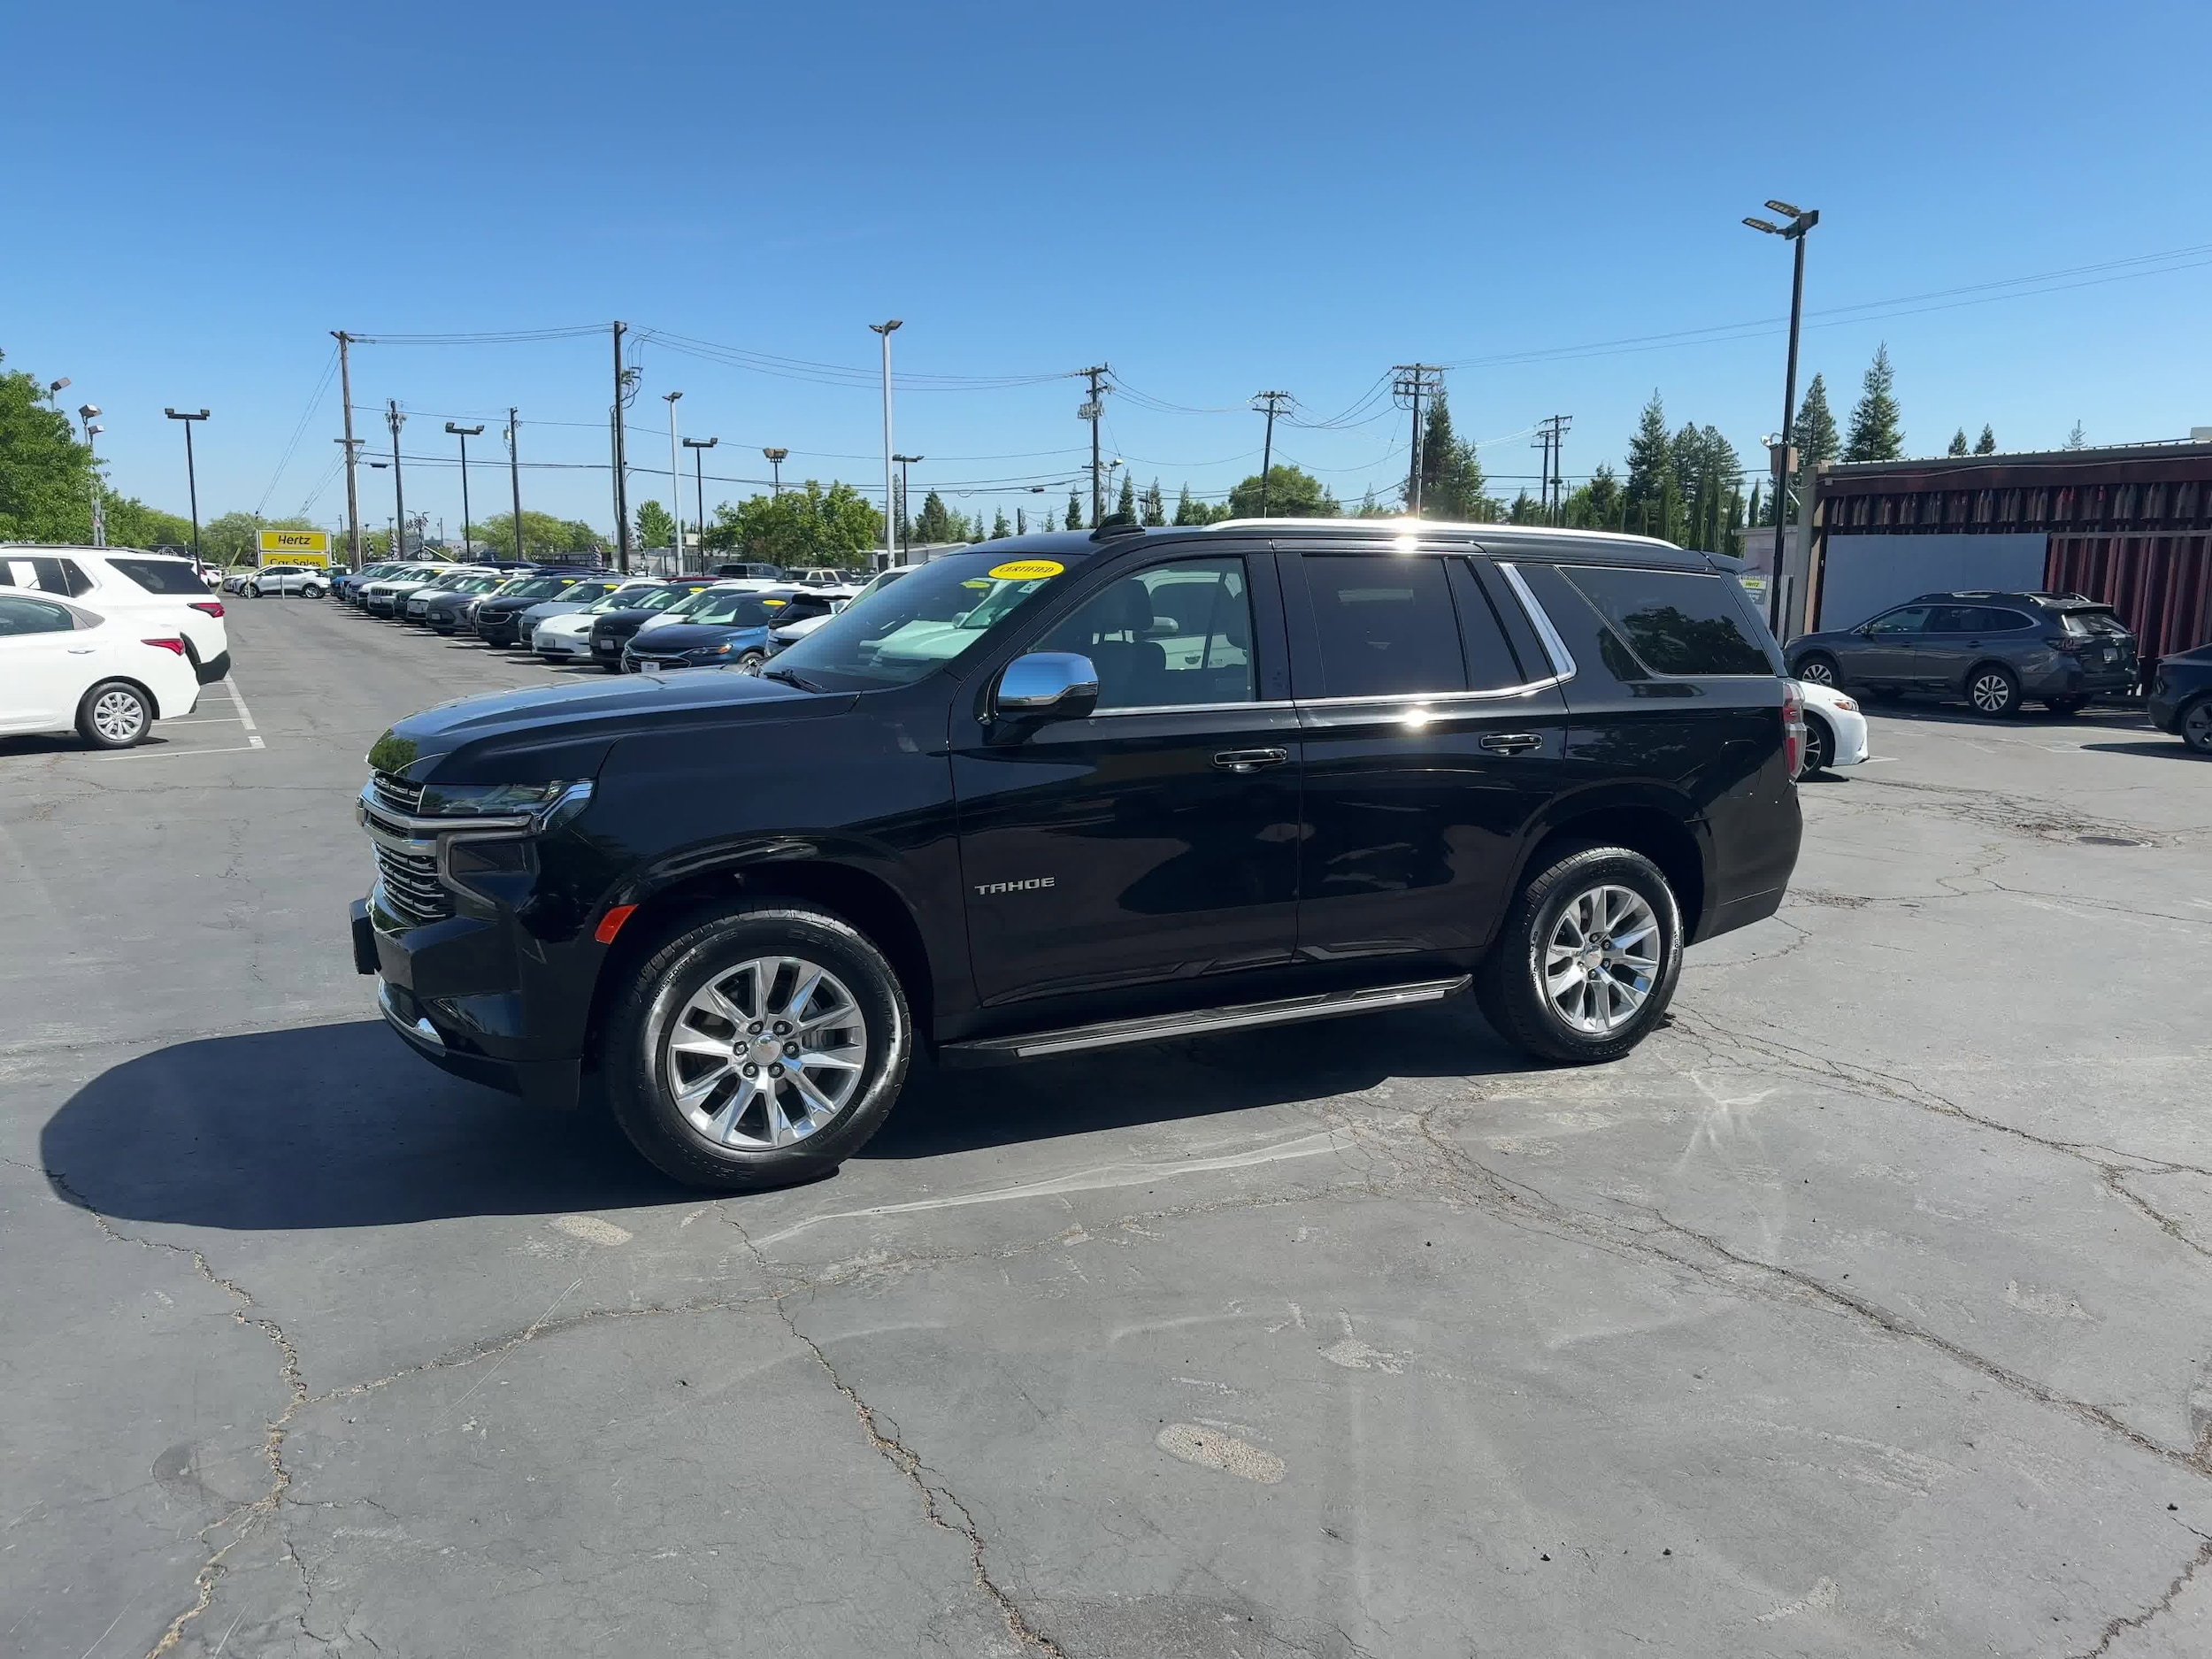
[1843,344,1904,462]
[103,496,196,549]
[474,511,603,559]
[910,489,960,543]
[1975,425,1997,455]
[1565,463,1622,530]
[1114,473,1138,523]
[1792,373,1840,471]
[1624,391,1675,519]
[704,480,880,566]
[1142,479,1166,526]
[1351,487,1393,518]
[2065,421,2087,450]
[1947,428,1970,457]
[1225,465,1338,518]
[991,508,1010,539]
[1064,490,1083,531]
[634,499,676,550]
[197,511,326,567]
[1508,489,1542,525]
[1415,395,1494,521]
[0,350,98,542]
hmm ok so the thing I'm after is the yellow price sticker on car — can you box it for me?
[987,559,1064,580]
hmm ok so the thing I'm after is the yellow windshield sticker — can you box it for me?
[987,558,1065,581]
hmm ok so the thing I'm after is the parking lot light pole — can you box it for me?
[444,423,484,554]
[662,391,683,571]
[504,410,524,561]
[762,447,787,496]
[683,436,718,549]
[79,404,105,547]
[164,408,210,565]
[869,321,902,570]
[1743,201,1818,637]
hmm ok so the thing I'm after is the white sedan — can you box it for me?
[0,591,200,749]
[1799,680,1870,776]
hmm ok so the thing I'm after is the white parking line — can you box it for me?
[220,675,266,748]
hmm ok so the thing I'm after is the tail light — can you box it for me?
[2051,634,2083,656]
[1782,684,1805,779]
[142,637,188,656]
[188,600,226,618]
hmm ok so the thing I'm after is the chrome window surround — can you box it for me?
[1493,562,1579,683]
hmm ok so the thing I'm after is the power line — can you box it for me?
[252,345,339,518]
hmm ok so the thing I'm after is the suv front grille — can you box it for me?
[374,843,453,926]
[372,771,424,818]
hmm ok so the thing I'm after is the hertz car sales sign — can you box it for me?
[258,529,331,568]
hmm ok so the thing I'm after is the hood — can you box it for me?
[366,671,852,783]
[519,598,598,624]
[627,622,772,655]
[475,593,550,614]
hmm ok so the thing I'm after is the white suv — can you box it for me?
[0,548,231,684]
[247,564,329,597]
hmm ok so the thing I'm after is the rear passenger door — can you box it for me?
[1916,603,2003,689]
[1283,548,1571,963]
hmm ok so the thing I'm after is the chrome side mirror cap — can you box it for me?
[994,651,1099,720]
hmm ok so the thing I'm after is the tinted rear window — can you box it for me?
[1304,555,1466,696]
[108,557,208,595]
[1563,566,1772,676]
[2064,609,2131,638]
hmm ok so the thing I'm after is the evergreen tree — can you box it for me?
[2065,421,2087,450]
[1226,465,1337,518]
[1114,473,1138,522]
[1142,479,1166,526]
[992,508,1010,539]
[1975,424,1997,455]
[1508,489,1541,525]
[1624,391,1674,517]
[1415,395,1493,520]
[1567,463,1621,530]
[1843,344,1904,462]
[1172,484,1198,526]
[1064,489,1083,531]
[1792,373,1840,471]
[911,489,959,543]
[1947,428,1970,457]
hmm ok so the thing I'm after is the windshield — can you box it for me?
[633,585,706,613]
[461,576,503,593]
[588,586,659,613]
[503,576,579,599]
[686,593,780,627]
[771,552,1076,688]
[546,580,619,604]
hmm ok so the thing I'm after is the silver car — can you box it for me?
[246,564,330,597]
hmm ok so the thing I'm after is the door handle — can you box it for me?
[1479,733,1543,754]
[1212,747,1289,773]
[66,646,98,655]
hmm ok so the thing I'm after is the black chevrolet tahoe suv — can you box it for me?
[350,521,1804,1188]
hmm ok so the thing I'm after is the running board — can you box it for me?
[942,974,1471,1064]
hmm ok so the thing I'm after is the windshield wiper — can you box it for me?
[762,666,825,692]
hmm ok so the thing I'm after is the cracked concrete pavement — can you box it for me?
[4,599,2211,1656]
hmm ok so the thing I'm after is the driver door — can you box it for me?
[1852,604,1932,687]
[950,551,1302,1007]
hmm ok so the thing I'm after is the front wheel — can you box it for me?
[1475,844,1684,1065]
[734,650,766,675]
[603,902,913,1189]
[2182,695,2212,756]
[77,680,151,749]
[1793,652,1839,688]
[1967,664,2021,718]
[303,583,325,598]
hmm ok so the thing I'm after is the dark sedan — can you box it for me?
[621,590,833,674]
[2146,642,2212,754]
[1787,589,2137,718]
[417,573,512,632]
[585,580,722,672]
[469,572,601,646]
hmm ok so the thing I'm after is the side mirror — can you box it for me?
[994,651,1099,725]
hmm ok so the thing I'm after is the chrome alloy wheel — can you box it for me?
[91,688,147,744]
[1970,671,2014,713]
[1543,884,1662,1035]
[2185,699,2212,754]
[662,956,868,1149]
[1796,658,1836,686]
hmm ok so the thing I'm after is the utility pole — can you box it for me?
[504,410,523,561]
[1391,365,1444,518]
[893,454,923,557]
[333,331,362,568]
[870,321,902,569]
[1532,414,1572,522]
[386,400,407,557]
[1251,390,1292,518]
[685,436,718,548]
[611,321,633,572]
[445,422,484,552]
[1078,365,1110,526]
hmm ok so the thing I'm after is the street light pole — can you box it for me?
[1743,201,1818,637]
[78,404,105,547]
[683,436,718,550]
[662,391,683,572]
[869,321,902,570]
[894,454,924,557]
[445,422,484,553]
[504,410,524,562]
[762,447,787,496]
[164,408,211,565]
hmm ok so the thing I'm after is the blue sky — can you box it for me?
[6,0,2210,540]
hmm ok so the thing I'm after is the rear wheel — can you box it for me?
[1475,844,1683,1065]
[1793,652,1839,688]
[76,680,151,749]
[604,902,912,1189]
[1967,664,2021,718]
[2182,695,2212,756]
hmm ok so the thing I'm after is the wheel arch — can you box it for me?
[1511,795,1709,943]
[78,675,161,734]
[1961,657,2020,695]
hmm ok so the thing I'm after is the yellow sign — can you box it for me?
[259,529,330,557]
[987,558,1065,581]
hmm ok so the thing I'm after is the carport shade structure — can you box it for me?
[1807,437,2212,666]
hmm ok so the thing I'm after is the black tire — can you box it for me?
[2181,695,2212,756]
[603,901,912,1189]
[76,680,152,749]
[303,583,325,598]
[1801,712,1832,776]
[1965,663,2021,718]
[2044,695,2088,716]
[1474,844,1684,1066]
[1793,652,1840,688]
[735,650,766,675]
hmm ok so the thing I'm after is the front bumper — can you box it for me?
[536,632,593,657]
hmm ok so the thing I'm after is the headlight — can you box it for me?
[415,780,592,821]
[703,643,733,657]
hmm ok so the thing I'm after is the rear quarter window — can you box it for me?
[107,557,210,595]
[1562,565,1775,677]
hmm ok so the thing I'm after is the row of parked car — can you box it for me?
[329,558,895,677]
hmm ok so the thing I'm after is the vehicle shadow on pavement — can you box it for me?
[41,1020,685,1230]
[2078,740,2200,760]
